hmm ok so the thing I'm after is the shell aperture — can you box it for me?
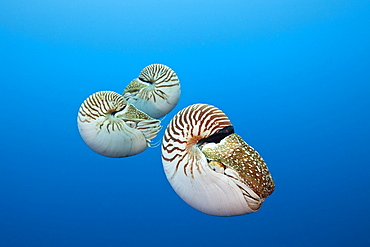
[77,91,161,158]
[122,64,181,119]
[161,104,275,216]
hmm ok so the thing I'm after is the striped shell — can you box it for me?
[122,64,180,119]
[161,104,275,216]
[77,91,161,158]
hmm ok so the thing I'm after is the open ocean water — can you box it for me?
[1,1,369,246]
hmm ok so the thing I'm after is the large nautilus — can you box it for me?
[77,91,161,158]
[122,64,181,119]
[161,104,275,216]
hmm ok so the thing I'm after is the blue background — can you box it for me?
[1,1,369,246]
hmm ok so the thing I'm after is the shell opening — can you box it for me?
[197,125,234,147]
[138,77,154,85]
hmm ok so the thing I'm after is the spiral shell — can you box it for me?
[122,64,180,119]
[77,91,161,158]
[161,104,275,216]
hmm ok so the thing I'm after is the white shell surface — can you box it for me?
[161,104,275,216]
[77,91,161,158]
[122,64,180,119]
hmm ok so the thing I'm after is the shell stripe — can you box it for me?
[162,104,232,178]
[139,64,178,84]
[122,64,181,119]
[78,91,128,133]
[138,64,180,103]
[79,91,124,120]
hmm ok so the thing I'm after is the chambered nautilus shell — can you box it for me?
[122,64,181,119]
[161,104,275,216]
[77,91,161,158]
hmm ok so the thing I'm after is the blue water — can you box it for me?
[1,1,369,246]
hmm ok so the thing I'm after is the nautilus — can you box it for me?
[77,91,161,158]
[161,104,275,216]
[77,64,181,158]
[122,64,181,119]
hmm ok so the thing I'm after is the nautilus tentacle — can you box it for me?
[77,91,161,158]
[161,104,275,216]
[122,64,180,119]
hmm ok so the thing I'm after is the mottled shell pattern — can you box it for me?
[77,91,161,158]
[122,64,181,119]
[161,104,275,216]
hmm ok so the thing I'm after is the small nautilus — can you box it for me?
[122,64,181,119]
[161,104,275,216]
[77,91,161,158]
